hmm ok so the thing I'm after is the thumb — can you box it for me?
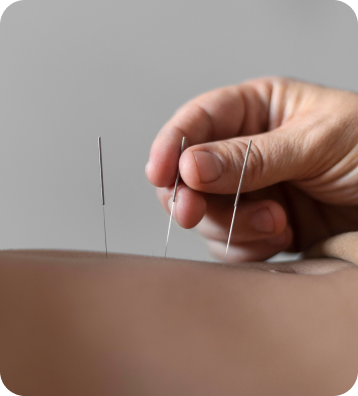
[179,129,304,194]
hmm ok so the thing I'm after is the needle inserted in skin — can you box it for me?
[164,136,186,258]
[98,137,108,258]
[225,140,252,263]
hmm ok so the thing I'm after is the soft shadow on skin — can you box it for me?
[0,249,354,275]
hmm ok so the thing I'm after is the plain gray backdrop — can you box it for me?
[0,0,357,262]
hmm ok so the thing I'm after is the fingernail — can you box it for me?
[250,208,275,234]
[193,151,223,183]
[267,230,287,246]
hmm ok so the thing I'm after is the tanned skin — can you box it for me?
[0,248,357,396]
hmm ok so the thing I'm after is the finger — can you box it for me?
[208,226,293,263]
[146,78,276,187]
[156,184,207,229]
[196,199,287,243]
[179,124,306,195]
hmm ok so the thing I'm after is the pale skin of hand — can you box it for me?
[0,249,358,396]
[146,77,358,262]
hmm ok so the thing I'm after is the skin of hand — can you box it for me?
[146,77,358,262]
[306,232,358,266]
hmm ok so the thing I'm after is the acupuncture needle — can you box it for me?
[98,137,108,258]
[225,140,252,263]
[164,136,187,258]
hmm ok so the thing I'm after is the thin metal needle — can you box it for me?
[164,136,186,258]
[98,137,108,258]
[102,205,108,258]
[225,140,252,263]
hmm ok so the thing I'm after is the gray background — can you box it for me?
[0,0,357,262]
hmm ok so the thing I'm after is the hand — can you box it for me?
[146,77,358,262]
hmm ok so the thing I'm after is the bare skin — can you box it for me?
[0,249,357,396]
[146,78,358,262]
[3,79,358,395]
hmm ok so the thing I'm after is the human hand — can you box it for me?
[146,77,358,262]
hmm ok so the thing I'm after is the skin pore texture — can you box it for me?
[0,242,358,396]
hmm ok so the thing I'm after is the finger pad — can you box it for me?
[176,189,207,229]
[179,151,201,189]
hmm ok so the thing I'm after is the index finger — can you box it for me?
[145,78,274,188]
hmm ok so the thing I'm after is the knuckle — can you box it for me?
[192,104,214,141]
[171,103,213,145]
[220,139,265,189]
